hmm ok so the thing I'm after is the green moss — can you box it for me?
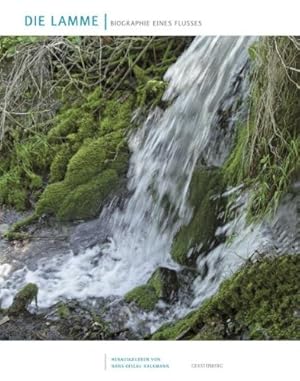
[37,132,128,221]
[36,181,72,216]
[0,134,53,210]
[48,87,104,145]
[0,37,42,57]
[65,131,127,186]
[36,109,130,221]
[224,37,300,221]
[8,283,38,316]
[4,231,31,241]
[57,303,70,319]
[12,134,53,174]
[224,122,253,186]
[57,169,119,221]
[0,37,191,220]
[124,285,158,311]
[125,268,178,311]
[77,115,98,140]
[29,173,43,189]
[171,168,224,265]
[0,169,27,210]
[137,79,167,108]
[133,64,167,108]
[47,108,82,142]
[37,93,131,220]
[148,270,165,297]
[7,188,28,211]
[152,309,199,340]
[101,95,134,135]
[4,214,38,241]
[49,144,74,183]
[152,255,300,340]
[148,267,179,301]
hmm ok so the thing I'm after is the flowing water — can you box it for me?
[2,36,288,328]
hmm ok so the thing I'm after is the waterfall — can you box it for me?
[0,37,256,311]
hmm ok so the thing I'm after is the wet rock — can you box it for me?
[125,267,179,311]
[0,297,138,340]
[8,283,38,316]
[148,267,179,302]
[171,168,225,266]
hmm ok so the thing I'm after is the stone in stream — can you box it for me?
[124,267,179,311]
[148,267,179,302]
[8,283,38,316]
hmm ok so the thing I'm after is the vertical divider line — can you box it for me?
[104,13,107,31]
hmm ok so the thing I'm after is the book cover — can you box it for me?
[0,1,299,379]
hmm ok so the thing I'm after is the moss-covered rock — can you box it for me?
[57,169,119,221]
[36,132,128,221]
[8,283,38,316]
[0,37,191,221]
[49,144,74,183]
[125,267,179,311]
[152,255,300,340]
[125,285,158,311]
[35,94,131,221]
[171,168,224,265]
[148,267,179,302]
[65,130,128,186]
[36,181,72,217]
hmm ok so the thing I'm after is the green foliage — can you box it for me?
[0,168,27,210]
[171,168,224,265]
[152,255,300,340]
[224,37,300,220]
[0,134,53,210]
[133,65,167,108]
[0,36,191,220]
[224,122,252,185]
[0,37,41,57]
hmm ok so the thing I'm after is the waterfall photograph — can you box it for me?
[0,36,299,340]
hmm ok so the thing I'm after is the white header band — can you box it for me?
[0,0,299,35]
